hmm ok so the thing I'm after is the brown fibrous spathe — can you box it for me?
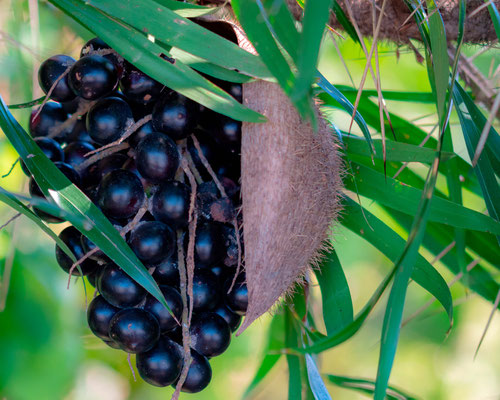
[238,79,344,334]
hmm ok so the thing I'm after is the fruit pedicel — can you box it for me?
[27,24,247,394]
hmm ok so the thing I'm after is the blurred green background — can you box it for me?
[0,1,499,399]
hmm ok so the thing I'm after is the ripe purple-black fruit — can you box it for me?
[128,221,175,265]
[55,226,98,276]
[98,263,146,308]
[86,96,133,145]
[68,55,118,100]
[120,62,164,105]
[136,337,183,387]
[136,132,179,183]
[191,269,220,312]
[97,169,145,219]
[152,256,179,288]
[38,55,76,102]
[213,303,242,333]
[152,91,199,140]
[224,275,248,316]
[144,285,182,333]
[152,181,191,228]
[87,295,119,340]
[194,222,225,267]
[189,312,231,358]
[108,308,160,354]
[29,102,68,138]
[176,349,212,393]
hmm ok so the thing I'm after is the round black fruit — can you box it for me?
[86,96,133,145]
[194,222,225,267]
[109,308,160,354]
[69,55,118,100]
[224,275,248,316]
[55,226,98,276]
[87,153,128,183]
[152,91,199,140]
[120,62,164,105]
[21,137,64,176]
[213,303,242,333]
[152,181,190,228]
[80,38,124,78]
[81,235,107,263]
[191,270,220,312]
[63,140,96,169]
[136,336,183,387]
[136,132,179,183]
[176,349,212,393]
[38,55,76,102]
[97,169,145,219]
[29,102,68,138]
[98,263,146,308]
[87,295,119,340]
[128,221,175,265]
[152,256,179,287]
[190,312,231,358]
[144,286,182,333]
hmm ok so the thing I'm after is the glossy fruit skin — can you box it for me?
[189,312,231,358]
[86,96,134,145]
[129,221,175,265]
[109,308,160,354]
[98,263,146,308]
[38,55,76,102]
[63,140,96,169]
[152,257,179,287]
[29,102,68,138]
[80,38,124,78]
[224,276,248,316]
[152,92,199,140]
[69,55,118,100]
[129,119,154,148]
[30,162,81,223]
[87,295,119,340]
[55,226,99,276]
[144,286,182,333]
[21,137,64,176]
[176,349,212,393]
[136,336,183,387]
[191,270,220,312]
[201,111,241,149]
[213,303,242,333]
[81,235,107,262]
[152,181,190,228]
[120,62,164,105]
[97,169,145,219]
[194,222,225,267]
[87,153,128,183]
[136,132,179,183]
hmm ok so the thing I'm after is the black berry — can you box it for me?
[128,221,175,265]
[224,275,248,316]
[29,102,68,138]
[136,336,183,387]
[38,55,76,102]
[97,169,145,219]
[86,96,133,145]
[152,92,199,140]
[87,295,119,340]
[190,312,231,358]
[144,286,182,333]
[55,226,98,276]
[98,263,146,308]
[176,349,212,393]
[194,222,225,267]
[213,303,242,333]
[191,270,220,312]
[136,132,179,183]
[152,256,179,287]
[120,62,164,105]
[109,308,160,354]
[152,181,191,228]
[69,55,118,100]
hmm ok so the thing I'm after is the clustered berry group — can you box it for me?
[25,21,247,394]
